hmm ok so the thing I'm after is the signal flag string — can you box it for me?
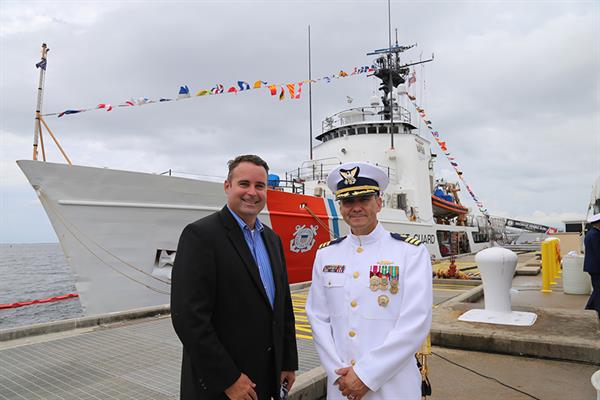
[404,86,491,222]
[37,57,376,118]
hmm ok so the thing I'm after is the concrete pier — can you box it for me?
[1,255,598,400]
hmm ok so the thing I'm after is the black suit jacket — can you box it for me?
[171,206,298,400]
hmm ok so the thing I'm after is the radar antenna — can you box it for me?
[367,44,433,122]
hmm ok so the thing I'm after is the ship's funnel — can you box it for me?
[458,247,537,326]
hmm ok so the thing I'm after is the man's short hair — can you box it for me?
[227,154,269,181]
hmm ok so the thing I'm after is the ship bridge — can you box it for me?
[316,103,417,143]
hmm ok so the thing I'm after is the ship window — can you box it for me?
[333,131,340,138]
[391,126,399,134]
[473,232,489,243]
[340,129,347,136]
[368,126,377,134]
[436,231,471,256]
[379,126,388,134]
[348,128,356,135]
[357,127,366,135]
[396,194,407,210]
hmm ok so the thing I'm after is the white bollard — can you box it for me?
[458,247,537,326]
[593,370,600,400]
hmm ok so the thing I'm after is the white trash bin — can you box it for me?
[562,255,592,295]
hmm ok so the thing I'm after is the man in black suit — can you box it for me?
[171,154,298,400]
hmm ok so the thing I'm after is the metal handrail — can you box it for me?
[285,160,397,183]
[321,104,412,132]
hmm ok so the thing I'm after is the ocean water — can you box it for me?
[0,243,83,330]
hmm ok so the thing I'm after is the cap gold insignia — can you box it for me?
[339,166,359,185]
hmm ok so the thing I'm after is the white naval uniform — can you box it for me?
[306,223,432,400]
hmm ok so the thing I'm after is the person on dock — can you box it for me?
[306,162,433,400]
[171,154,298,400]
[584,213,600,318]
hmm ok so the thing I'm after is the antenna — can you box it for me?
[387,0,394,149]
[308,25,313,161]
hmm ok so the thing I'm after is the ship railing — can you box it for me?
[285,158,398,184]
[157,169,224,182]
[156,169,305,195]
[269,179,305,195]
[321,105,412,132]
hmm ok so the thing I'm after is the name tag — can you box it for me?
[323,265,345,273]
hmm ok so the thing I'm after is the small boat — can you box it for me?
[432,182,469,219]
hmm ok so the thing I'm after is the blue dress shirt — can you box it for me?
[227,206,276,307]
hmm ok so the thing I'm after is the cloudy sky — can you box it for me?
[1,0,598,243]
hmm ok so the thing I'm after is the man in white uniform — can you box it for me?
[306,162,432,400]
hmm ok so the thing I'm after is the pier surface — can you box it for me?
[1,254,598,399]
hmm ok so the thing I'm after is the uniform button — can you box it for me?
[266,346,273,352]
[351,359,356,366]
[351,300,357,308]
[353,271,359,279]
[348,330,356,337]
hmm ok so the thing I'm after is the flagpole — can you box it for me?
[308,25,313,160]
[33,43,49,160]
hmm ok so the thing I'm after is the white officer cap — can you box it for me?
[588,213,600,224]
[327,161,389,200]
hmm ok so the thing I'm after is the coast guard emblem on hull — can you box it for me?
[290,225,318,253]
[339,167,359,185]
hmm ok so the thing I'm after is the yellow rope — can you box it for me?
[301,203,338,240]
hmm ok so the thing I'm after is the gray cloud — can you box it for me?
[1,1,598,242]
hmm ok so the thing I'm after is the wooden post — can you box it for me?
[39,116,72,165]
[37,118,46,161]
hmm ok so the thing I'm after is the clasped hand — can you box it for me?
[225,371,296,400]
[334,366,369,400]
[225,373,257,400]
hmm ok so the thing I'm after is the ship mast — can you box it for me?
[367,0,433,147]
[31,43,72,165]
[33,43,49,161]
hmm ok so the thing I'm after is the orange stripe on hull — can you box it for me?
[267,190,330,283]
